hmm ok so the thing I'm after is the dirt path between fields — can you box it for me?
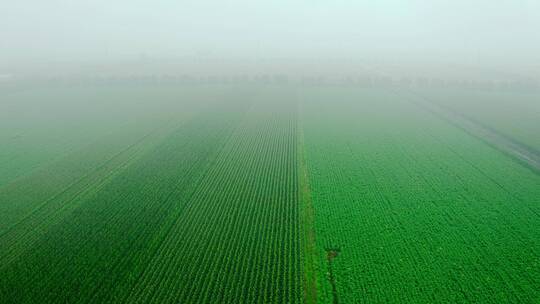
[298,99,319,304]
[397,90,540,175]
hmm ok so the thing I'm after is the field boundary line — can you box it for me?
[392,88,540,175]
[297,94,318,304]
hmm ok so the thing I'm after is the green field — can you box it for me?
[1,84,539,303]
[412,88,540,150]
[300,87,540,303]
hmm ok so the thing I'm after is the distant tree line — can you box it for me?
[300,75,540,91]
[8,73,540,91]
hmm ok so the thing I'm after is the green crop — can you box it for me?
[1,84,538,303]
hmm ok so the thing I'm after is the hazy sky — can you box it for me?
[2,1,540,68]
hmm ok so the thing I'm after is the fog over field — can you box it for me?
[2,1,540,78]
[1,2,539,304]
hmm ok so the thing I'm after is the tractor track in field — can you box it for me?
[396,89,540,175]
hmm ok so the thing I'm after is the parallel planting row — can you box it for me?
[0,87,304,303]
[0,98,249,302]
[125,88,302,303]
[1,84,539,303]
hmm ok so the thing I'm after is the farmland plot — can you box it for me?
[1,83,538,303]
[300,87,540,303]
[0,85,241,267]
[0,86,303,303]
[0,108,249,303]
[411,88,540,151]
[0,84,231,187]
[124,87,302,303]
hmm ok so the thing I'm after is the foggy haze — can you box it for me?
[2,2,540,303]
[2,1,540,77]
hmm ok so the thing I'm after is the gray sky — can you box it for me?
[2,1,540,70]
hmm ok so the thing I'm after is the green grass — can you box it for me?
[0,84,538,303]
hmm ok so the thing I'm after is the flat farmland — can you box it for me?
[0,85,302,303]
[1,84,539,303]
[299,87,540,303]
[412,88,540,151]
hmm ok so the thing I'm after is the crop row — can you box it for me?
[124,92,302,303]
[0,120,181,267]
[0,100,250,303]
